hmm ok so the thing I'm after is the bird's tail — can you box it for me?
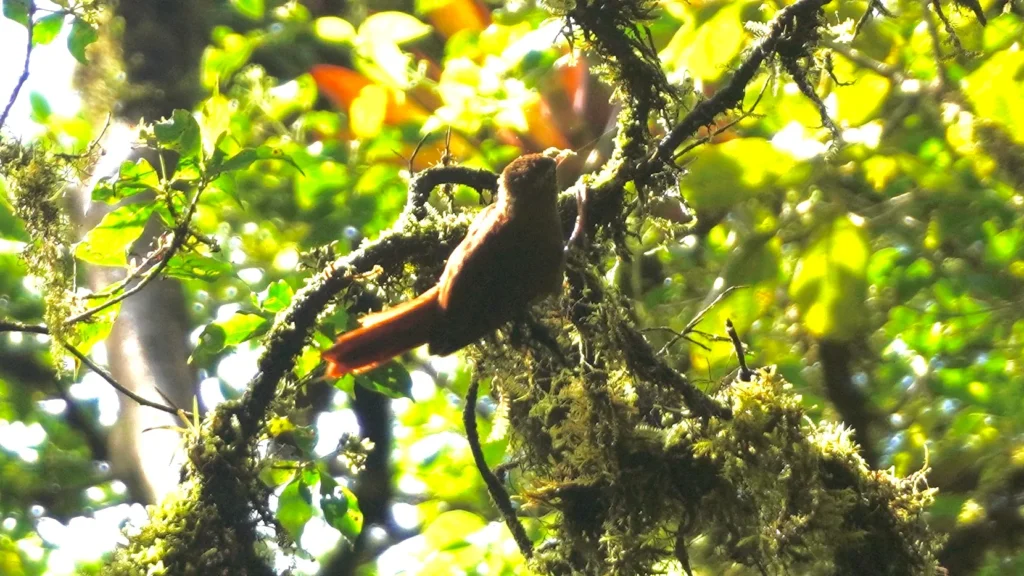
[322,286,441,377]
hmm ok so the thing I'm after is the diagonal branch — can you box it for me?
[0,320,183,416]
[68,177,207,325]
[0,4,35,130]
[654,0,832,163]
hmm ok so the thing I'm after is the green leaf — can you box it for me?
[32,12,64,45]
[31,12,64,45]
[255,280,293,313]
[164,252,231,282]
[320,488,349,527]
[350,84,388,139]
[359,12,432,46]
[259,464,297,488]
[965,50,1024,145]
[314,16,356,44]
[356,362,413,399]
[219,312,270,346]
[277,477,314,541]
[28,92,50,123]
[662,2,745,82]
[415,0,454,12]
[985,228,1021,265]
[680,138,795,212]
[330,373,356,395]
[74,203,156,266]
[70,301,121,356]
[3,0,30,27]
[67,17,97,64]
[200,39,255,90]
[423,510,486,551]
[190,313,270,365]
[322,482,362,540]
[268,416,318,456]
[830,58,890,127]
[229,0,264,20]
[365,38,412,88]
[789,215,870,340]
[91,158,161,204]
[154,110,202,161]
[190,325,226,366]
[210,145,303,178]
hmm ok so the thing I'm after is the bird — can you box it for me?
[322,152,566,377]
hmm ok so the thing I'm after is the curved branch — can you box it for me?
[406,165,499,218]
[464,379,534,557]
[222,166,497,438]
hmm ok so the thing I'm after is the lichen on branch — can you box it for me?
[100,0,946,573]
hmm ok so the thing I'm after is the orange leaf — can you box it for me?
[424,0,489,38]
[311,64,428,126]
[311,64,371,110]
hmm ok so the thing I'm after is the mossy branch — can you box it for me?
[103,0,947,573]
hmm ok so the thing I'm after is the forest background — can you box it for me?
[1,0,1023,574]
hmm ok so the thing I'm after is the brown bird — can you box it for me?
[323,152,565,377]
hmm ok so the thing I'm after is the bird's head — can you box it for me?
[500,149,570,202]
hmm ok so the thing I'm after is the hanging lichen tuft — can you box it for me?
[0,140,76,367]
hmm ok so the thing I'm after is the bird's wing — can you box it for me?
[432,205,532,354]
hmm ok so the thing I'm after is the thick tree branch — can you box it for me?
[655,0,831,163]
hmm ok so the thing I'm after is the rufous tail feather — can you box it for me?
[322,286,441,377]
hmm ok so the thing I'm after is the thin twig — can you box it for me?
[674,77,772,163]
[565,183,588,251]
[0,320,185,416]
[69,180,206,324]
[463,378,533,557]
[783,60,842,147]
[823,40,903,81]
[688,285,745,333]
[922,0,954,90]
[853,0,893,39]
[725,319,752,381]
[56,114,113,161]
[930,0,966,54]
[0,4,35,129]
[651,286,744,356]
[86,236,170,299]
[0,320,47,335]
[63,341,185,417]
[408,129,431,174]
[493,457,524,481]
[654,0,831,163]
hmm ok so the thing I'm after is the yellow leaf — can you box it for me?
[350,84,388,139]
[314,16,356,44]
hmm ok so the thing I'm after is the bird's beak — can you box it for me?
[541,147,575,166]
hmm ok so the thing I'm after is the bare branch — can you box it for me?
[0,3,35,130]
[464,378,533,557]
[0,320,185,416]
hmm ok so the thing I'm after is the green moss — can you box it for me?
[474,318,942,576]
[0,141,75,366]
[102,422,278,576]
